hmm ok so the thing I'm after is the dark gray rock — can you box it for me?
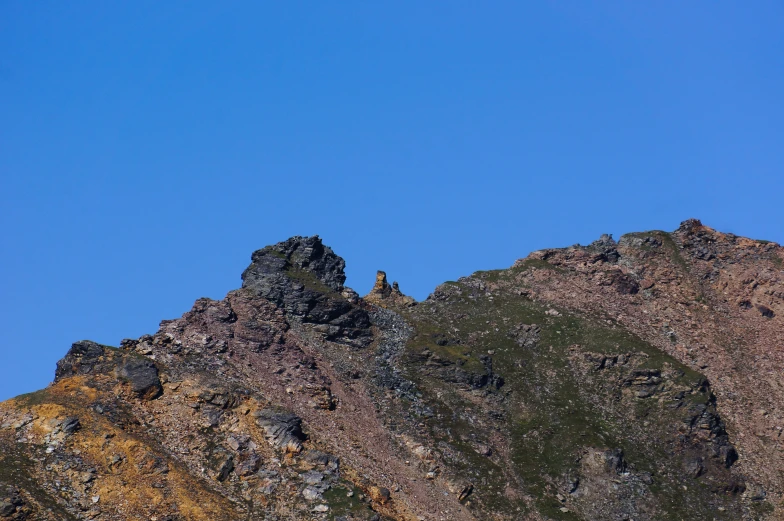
[0,501,15,517]
[54,340,109,381]
[685,457,705,478]
[304,450,340,473]
[243,235,346,292]
[61,416,81,435]
[589,234,621,263]
[216,455,234,482]
[746,484,767,501]
[201,406,223,427]
[55,341,164,400]
[254,408,306,452]
[116,357,162,400]
[241,236,371,347]
[678,218,704,234]
[604,448,626,473]
[301,470,325,485]
[411,349,504,390]
[241,236,345,300]
[508,324,540,349]
[757,304,775,318]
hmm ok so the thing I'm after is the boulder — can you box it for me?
[369,486,391,505]
[116,357,162,400]
[254,408,306,452]
[54,340,109,381]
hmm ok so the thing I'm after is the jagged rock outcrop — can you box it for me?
[1,222,782,521]
[53,340,162,400]
[241,235,372,347]
[254,408,306,452]
[54,340,112,381]
[364,270,416,308]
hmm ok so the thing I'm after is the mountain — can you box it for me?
[1,220,782,521]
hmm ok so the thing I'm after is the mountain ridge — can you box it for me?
[1,220,782,520]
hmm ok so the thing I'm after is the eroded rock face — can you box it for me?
[254,408,306,452]
[54,340,162,400]
[241,235,372,347]
[54,340,110,381]
[2,224,782,521]
[244,235,347,292]
[115,358,162,400]
[364,271,416,308]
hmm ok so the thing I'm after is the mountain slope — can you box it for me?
[1,221,782,520]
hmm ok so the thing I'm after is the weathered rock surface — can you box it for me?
[241,235,372,347]
[364,270,416,308]
[254,408,306,452]
[54,340,111,381]
[116,358,162,400]
[1,222,782,520]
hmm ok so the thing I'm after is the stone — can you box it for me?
[678,218,704,234]
[302,471,324,485]
[684,457,704,478]
[241,236,345,300]
[369,486,391,504]
[0,501,16,517]
[458,483,473,501]
[254,409,306,452]
[54,340,108,381]
[61,416,81,435]
[745,484,766,501]
[589,234,620,263]
[757,304,775,318]
[303,450,340,472]
[604,449,626,474]
[116,357,162,400]
[364,271,416,308]
[215,455,234,482]
[235,453,261,477]
[302,486,322,500]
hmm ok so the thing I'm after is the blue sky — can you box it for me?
[1,2,783,401]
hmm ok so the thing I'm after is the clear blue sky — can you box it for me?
[1,2,782,401]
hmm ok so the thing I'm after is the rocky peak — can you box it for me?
[676,218,707,235]
[591,233,616,248]
[364,270,416,308]
[54,340,106,382]
[242,235,346,294]
[588,233,620,263]
[369,271,394,299]
[241,235,371,347]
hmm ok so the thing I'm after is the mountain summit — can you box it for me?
[1,222,782,520]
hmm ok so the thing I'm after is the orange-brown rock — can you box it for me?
[364,270,416,308]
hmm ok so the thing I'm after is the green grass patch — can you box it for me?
[398,270,735,520]
[321,482,373,519]
[285,265,341,297]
